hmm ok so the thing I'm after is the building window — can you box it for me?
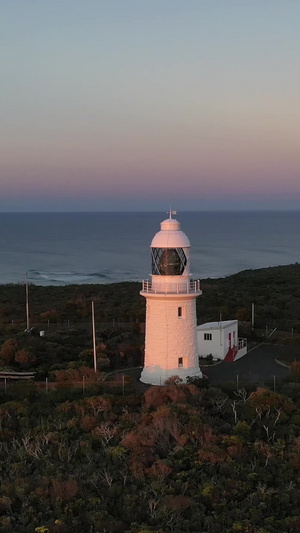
[204,333,212,341]
[178,357,183,367]
[178,306,182,317]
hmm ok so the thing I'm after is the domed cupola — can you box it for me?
[150,216,190,277]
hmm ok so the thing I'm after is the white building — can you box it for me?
[140,213,203,385]
[197,320,247,362]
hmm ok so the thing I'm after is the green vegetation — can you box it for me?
[1,375,300,532]
[197,263,300,332]
[1,263,300,375]
[2,264,300,331]
[0,282,145,375]
[1,263,300,531]
[1,263,300,332]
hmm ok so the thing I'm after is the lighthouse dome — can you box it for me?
[151,217,190,248]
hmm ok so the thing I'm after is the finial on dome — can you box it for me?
[168,207,177,219]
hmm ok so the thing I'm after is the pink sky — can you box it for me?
[1,1,300,211]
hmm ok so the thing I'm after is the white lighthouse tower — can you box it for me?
[140,211,203,385]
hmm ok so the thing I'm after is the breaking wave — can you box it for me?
[27,270,114,285]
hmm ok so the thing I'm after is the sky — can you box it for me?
[1,0,300,212]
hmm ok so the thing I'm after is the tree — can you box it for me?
[0,339,18,365]
[164,375,183,386]
[15,349,36,366]
[289,362,300,382]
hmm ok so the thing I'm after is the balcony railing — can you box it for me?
[238,338,247,349]
[141,279,201,294]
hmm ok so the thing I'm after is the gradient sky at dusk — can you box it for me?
[1,0,300,211]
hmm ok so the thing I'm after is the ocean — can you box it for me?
[0,211,299,285]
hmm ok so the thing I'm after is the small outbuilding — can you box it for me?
[197,320,247,362]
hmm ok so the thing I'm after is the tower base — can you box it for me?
[140,365,202,386]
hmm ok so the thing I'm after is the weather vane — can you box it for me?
[168,207,177,219]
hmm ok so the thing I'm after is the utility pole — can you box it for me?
[251,303,255,330]
[25,272,30,330]
[92,301,97,373]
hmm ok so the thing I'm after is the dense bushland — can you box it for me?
[1,264,300,331]
[2,374,300,532]
[1,265,300,531]
[0,264,300,374]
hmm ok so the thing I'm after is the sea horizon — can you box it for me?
[0,211,299,286]
[1,209,300,214]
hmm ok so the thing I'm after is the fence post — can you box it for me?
[46,377,48,394]
[122,374,125,395]
[236,374,239,391]
[273,375,276,392]
[82,375,85,395]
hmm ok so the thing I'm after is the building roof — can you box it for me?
[151,217,190,248]
[197,320,237,331]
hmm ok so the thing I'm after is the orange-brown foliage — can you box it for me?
[162,494,191,512]
[85,396,111,415]
[248,387,294,412]
[55,367,100,384]
[289,437,300,469]
[144,384,189,409]
[0,339,18,364]
[146,460,173,478]
[57,401,74,414]
[40,309,58,321]
[121,425,157,451]
[81,415,98,431]
[15,349,36,365]
[290,361,300,380]
[198,445,228,464]
[129,458,146,479]
[49,479,78,502]
[144,386,170,408]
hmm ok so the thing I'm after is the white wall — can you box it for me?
[141,294,202,384]
[197,321,238,360]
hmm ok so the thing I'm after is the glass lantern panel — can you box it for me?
[151,247,187,275]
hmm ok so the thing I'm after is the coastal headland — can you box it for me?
[1,264,300,532]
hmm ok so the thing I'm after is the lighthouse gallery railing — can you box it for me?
[141,279,201,294]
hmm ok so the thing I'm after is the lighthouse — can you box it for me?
[140,212,203,385]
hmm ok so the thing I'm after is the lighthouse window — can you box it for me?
[178,357,183,367]
[178,307,182,317]
[204,333,212,341]
[151,248,187,276]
